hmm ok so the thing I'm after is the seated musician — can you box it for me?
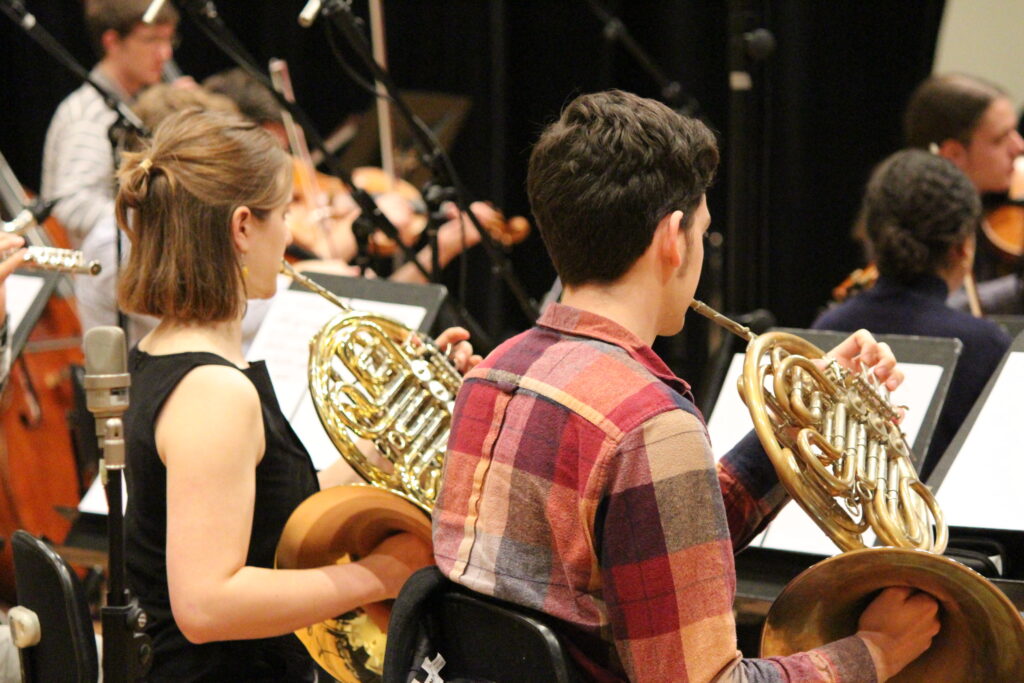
[115,109,480,680]
[813,149,1011,480]
[903,73,1024,310]
[432,90,940,682]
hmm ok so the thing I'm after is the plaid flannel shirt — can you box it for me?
[433,303,875,682]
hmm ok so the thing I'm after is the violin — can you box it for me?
[980,156,1024,262]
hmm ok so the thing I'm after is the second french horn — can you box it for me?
[688,299,1024,681]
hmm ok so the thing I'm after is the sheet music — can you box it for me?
[709,352,943,555]
[936,352,1024,531]
[78,475,127,515]
[6,273,45,334]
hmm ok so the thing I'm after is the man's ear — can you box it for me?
[656,210,685,269]
[937,138,969,167]
[230,206,253,255]
[100,29,122,57]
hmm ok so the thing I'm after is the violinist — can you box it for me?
[903,73,1024,310]
[814,149,1011,479]
[203,67,498,283]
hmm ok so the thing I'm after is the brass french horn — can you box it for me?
[274,261,456,682]
[689,300,1024,681]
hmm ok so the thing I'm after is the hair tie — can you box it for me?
[139,158,153,174]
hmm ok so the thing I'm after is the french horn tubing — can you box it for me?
[275,261,457,682]
[688,299,1024,681]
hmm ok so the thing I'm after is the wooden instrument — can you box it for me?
[980,156,1024,261]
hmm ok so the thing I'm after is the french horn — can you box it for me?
[689,299,1024,681]
[275,261,456,682]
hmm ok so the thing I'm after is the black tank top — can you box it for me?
[124,349,319,682]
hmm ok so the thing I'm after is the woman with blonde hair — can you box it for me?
[117,109,473,680]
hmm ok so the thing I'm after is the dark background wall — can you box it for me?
[0,0,944,391]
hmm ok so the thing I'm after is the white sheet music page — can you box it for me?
[6,273,45,334]
[708,352,943,555]
[936,351,1024,531]
[246,282,428,468]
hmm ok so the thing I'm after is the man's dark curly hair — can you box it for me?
[527,90,719,286]
[861,149,981,283]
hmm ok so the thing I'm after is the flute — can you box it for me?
[1,246,102,276]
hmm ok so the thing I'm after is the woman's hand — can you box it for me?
[360,532,434,600]
[434,326,482,374]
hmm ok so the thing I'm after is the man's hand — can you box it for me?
[434,326,482,374]
[857,586,941,681]
[826,328,903,392]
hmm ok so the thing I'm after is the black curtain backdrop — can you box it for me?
[0,0,944,388]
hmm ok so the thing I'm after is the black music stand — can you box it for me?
[334,90,472,189]
[286,270,448,334]
[927,330,1024,581]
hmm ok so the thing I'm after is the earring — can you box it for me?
[241,263,249,278]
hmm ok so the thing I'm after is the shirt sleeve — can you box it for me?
[44,106,117,245]
[598,409,876,683]
[717,429,789,551]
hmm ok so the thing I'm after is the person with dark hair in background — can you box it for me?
[814,149,1011,479]
[433,90,940,682]
[903,73,1024,310]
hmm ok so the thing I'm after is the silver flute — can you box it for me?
[1,246,102,276]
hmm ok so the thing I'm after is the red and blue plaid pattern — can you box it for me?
[434,303,875,682]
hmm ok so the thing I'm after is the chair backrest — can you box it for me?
[12,530,99,683]
[384,566,578,683]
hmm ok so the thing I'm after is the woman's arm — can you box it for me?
[156,365,428,644]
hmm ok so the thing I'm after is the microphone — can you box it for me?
[2,198,55,235]
[298,0,322,28]
[83,326,131,465]
[142,0,168,25]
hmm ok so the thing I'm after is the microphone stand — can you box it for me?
[168,0,498,348]
[306,0,540,326]
[581,0,700,116]
[84,328,151,682]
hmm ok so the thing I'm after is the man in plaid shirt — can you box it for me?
[432,90,940,681]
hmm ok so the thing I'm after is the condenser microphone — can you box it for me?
[298,0,322,28]
[2,198,55,235]
[142,0,168,24]
[84,326,131,464]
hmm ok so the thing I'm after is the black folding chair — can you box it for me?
[11,530,98,683]
[384,566,579,683]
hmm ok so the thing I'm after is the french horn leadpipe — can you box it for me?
[2,246,101,276]
[687,298,1024,681]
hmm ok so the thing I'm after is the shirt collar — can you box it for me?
[537,302,694,399]
[90,64,135,105]
[873,274,949,301]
